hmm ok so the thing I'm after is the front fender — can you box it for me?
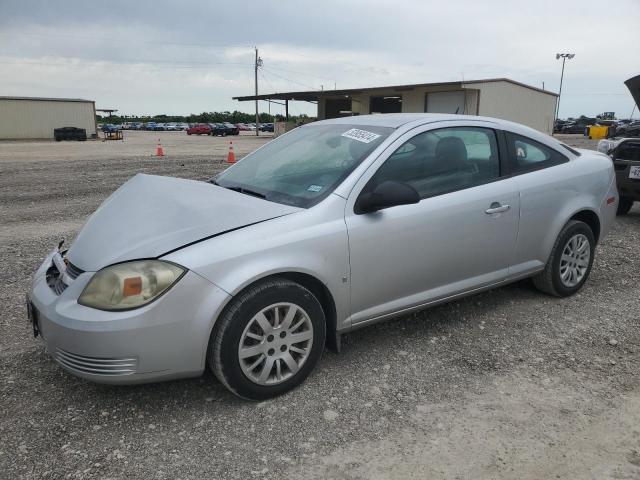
[162,195,351,331]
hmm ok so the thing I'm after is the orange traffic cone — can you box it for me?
[227,141,236,164]
[156,139,164,157]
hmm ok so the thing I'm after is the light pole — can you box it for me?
[555,53,575,125]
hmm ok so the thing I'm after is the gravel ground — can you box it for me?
[1,133,639,479]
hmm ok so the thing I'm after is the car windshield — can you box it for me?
[215,124,393,208]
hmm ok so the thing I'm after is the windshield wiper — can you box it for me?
[224,186,267,199]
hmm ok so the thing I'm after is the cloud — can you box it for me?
[0,0,638,117]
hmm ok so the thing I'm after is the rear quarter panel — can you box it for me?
[509,150,615,277]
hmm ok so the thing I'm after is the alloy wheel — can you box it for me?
[559,233,590,287]
[238,302,314,386]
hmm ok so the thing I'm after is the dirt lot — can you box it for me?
[1,133,639,479]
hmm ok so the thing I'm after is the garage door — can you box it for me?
[425,91,466,114]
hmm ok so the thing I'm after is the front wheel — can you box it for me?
[209,278,326,400]
[532,220,595,297]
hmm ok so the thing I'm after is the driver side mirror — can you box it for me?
[355,181,420,214]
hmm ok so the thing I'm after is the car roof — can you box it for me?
[315,113,509,128]
[315,113,561,146]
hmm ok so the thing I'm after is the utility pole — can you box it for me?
[254,47,262,137]
[554,53,575,125]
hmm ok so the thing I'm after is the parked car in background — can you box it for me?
[101,124,121,133]
[222,122,240,135]
[598,137,640,215]
[28,113,617,400]
[260,123,274,132]
[186,124,212,135]
[153,123,166,131]
[236,123,249,131]
[145,122,157,131]
[165,123,178,131]
[209,123,228,136]
[177,123,190,131]
[615,120,640,138]
[596,74,640,215]
[560,122,586,134]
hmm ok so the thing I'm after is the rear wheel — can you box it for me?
[209,278,326,400]
[617,196,634,215]
[532,220,595,297]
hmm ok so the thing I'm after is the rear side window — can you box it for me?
[505,132,569,174]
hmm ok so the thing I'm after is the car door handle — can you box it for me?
[485,202,511,214]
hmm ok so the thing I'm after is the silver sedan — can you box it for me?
[28,114,618,399]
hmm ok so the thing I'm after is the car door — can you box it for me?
[345,122,520,325]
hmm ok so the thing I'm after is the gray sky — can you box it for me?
[0,0,638,119]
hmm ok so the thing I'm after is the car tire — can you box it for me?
[209,278,326,400]
[617,196,634,215]
[532,220,595,297]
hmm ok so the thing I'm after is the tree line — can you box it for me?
[96,110,314,124]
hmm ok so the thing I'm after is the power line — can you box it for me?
[260,66,317,90]
[262,62,336,84]
[259,70,278,93]
[0,58,253,69]
[0,31,252,49]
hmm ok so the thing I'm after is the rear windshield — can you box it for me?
[616,142,640,161]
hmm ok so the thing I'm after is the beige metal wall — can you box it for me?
[467,80,557,134]
[334,86,478,117]
[316,81,556,135]
[0,99,97,139]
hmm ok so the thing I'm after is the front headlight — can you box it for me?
[78,260,186,311]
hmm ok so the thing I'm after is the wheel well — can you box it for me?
[247,272,339,352]
[570,210,600,242]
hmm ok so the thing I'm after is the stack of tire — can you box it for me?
[54,127,87,141]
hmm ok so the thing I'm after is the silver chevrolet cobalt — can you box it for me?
[28,114,618,399]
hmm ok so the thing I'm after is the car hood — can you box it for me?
[625,75,640,109]
[67,174,300,271]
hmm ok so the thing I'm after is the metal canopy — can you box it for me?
[232,77,557,102]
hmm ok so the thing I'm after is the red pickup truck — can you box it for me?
[186,124,212,135]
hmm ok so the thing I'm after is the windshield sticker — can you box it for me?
[341,128,381,144]
[307,185,323,192]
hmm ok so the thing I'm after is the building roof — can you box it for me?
[0,96,94,103]
[233,77,558,102]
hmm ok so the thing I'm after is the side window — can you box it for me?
[368,127,500,199]
[506,132,569,174]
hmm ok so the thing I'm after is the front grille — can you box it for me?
[55,348,137,376]
[66,262,84,279]
[46,264,66,295]
[45,261,84,295]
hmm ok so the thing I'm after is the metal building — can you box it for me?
[234,78,558,134]
[0,96,97,140]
